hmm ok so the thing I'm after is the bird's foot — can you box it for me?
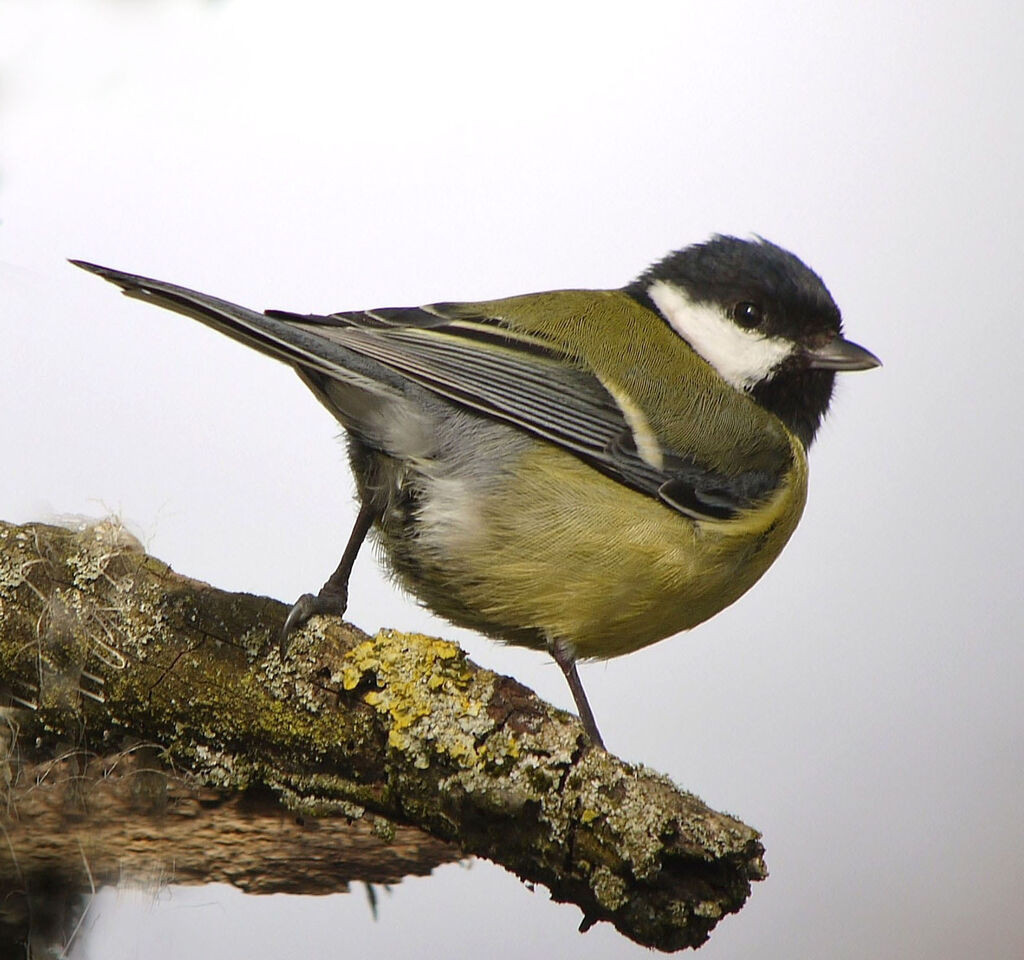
[279,587,349,652]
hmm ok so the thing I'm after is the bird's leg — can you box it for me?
[548,638,606,750]
[280,500,379,648]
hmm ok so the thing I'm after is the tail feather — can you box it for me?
[71,260,426,452]
[70,260,345,381]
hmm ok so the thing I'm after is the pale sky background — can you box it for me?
[2,0,1022,957]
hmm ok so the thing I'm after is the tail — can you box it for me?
[70,260,433,452]
[70,260,349,380]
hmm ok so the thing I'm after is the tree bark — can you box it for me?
[0,519,766,952]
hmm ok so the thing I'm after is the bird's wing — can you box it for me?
[72,262,780,520]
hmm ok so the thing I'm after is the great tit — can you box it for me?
[73,236,879,749]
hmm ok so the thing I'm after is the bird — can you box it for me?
[72,236,880,749]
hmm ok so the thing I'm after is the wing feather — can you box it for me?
[72,263,780,520]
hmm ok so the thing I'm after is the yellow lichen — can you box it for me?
[335,629,496,768]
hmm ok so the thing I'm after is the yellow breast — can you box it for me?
[392,433,808,660]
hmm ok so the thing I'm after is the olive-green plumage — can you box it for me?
[371,290,804,659]
[448,290,794,478]
[73,235,879,746]
[376,432,806,660]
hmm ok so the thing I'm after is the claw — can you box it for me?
[276,501,380,655]
[279,587,349,652]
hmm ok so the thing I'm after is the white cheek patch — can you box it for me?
[647,280,794,392]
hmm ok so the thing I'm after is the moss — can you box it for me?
[0,520,767,951]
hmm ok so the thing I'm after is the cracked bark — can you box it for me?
[0,519,766,953]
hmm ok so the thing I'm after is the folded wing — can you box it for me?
[72,261,782,520]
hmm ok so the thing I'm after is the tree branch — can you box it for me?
[0,519,766,952]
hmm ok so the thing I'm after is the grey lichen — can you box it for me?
[190,744,247,790]
[0,519,767,952]
[275,783,366,820]
[591,866,630,911]
[371,816,396,844]
[0,527,30,598]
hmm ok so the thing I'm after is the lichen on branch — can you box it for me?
[0,519,766,952]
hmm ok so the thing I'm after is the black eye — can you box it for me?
[732,301,764,329]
